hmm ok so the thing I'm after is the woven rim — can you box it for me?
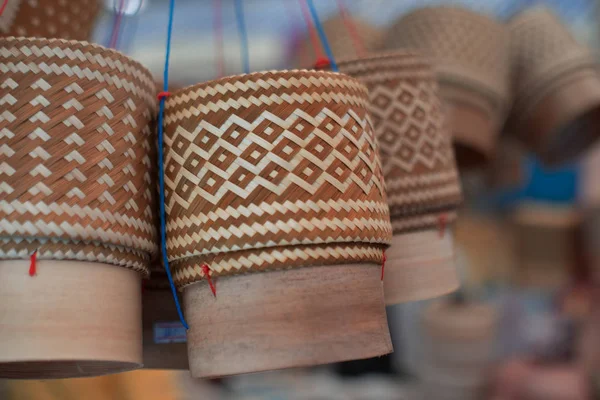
[173,243,386,288]
[0,237,149,274]
[0,0,100,41]
[337,52,462,230]
[382,6,510,107]
[164,69,391,285]
[0,36,158,273]
[508,7,596,121]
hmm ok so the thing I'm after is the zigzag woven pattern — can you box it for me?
[382,7,510,110]
[0,236,149,273]
[164,70,391,286]
[172,243,385,288]
[0,37,158,273]
[337,53,462,234]
[0,0,100,41]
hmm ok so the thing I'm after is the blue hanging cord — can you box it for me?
[234,0,250,74]
[158,0,189,330]
[306,0,338,72]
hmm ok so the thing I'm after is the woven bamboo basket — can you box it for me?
[382,7,510,168]
[163,69,393,378]
[294,15,383,69]
[335,52,462,305]
[512,203,581,289]
[507,8,600,165]
[419,300,497,400]
[0,0,100,41]
[0,36,157,379]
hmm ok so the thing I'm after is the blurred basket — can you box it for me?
[336,52,462,304]
[294,15,383,68]
[419,300,497,400]
[0,36,157,379]
[163,69,393,378]
[382,6,510,168]
[0,0,100,41]
[512,203,581,289]
[507,7,600,165]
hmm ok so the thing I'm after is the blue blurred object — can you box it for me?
[523,157,579,204]
[490,156,579,210]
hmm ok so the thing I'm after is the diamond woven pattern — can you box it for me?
[0,37,158,274]
[338,52,462,233]
[164,70,392,287]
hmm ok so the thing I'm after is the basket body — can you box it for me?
[164,69,391,285]
[0,37,158,273]
[337,52,462,304]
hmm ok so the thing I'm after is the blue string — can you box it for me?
[306,0,338,72]
[234,0,250,74]
[158,0,189,330]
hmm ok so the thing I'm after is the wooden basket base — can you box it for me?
[183,263,392,378]
[142,290,188,370]
[0,260,142,379]
[384,230,459,305]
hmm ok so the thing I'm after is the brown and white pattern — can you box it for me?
[509,8,594,106]
[164,70,391,287]
[0,0,100,41]
[382,7,510,164]
[507,8,600,163]
[337,52,462,233]
[0,37,157,273]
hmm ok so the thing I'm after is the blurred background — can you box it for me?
[3,0,600,399]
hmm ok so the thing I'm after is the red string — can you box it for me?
[0,0,9,16]
[213,0,225,78]
[334,0,366,57]
[438,214,447,238]
[201,264,217,297]
[157,91,171,100]
[381,251,386,281]
[108,0,126,49]
[29,250,37,277]
[298,0,324,62]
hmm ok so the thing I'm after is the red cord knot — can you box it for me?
[29,249,38,277]
[157,91,171,101]
[201,264,217,297]
[438,214,448,238]
[381,251,386,281]
[314,57,331,70]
